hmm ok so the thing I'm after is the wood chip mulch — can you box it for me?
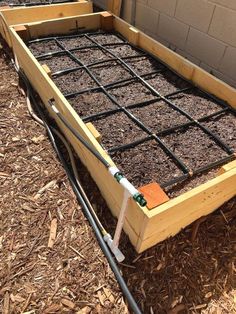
[0,40,235,314]
[0,41,127,314]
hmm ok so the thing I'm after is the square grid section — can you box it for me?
[28,32,236,188]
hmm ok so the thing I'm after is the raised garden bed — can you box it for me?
[0,1,92,47]
[28,31,236,191]
[10,12,236,252]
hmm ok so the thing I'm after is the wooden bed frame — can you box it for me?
[9,12,236,252]
[0,0,93,47]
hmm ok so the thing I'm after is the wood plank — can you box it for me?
[42,64,52,78]
[27,13,101,39]
[218,160,236,175]
[0,1,93,47]
[86,122,101,143]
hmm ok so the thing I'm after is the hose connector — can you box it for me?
[109,167,147,207]
[104,233,125,262]
[133,192,147,207]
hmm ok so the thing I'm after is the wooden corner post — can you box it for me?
[100,12,114,31]
[13,25,30,42]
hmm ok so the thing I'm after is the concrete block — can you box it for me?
[121,0,133,23]
[145,31,170,47]
[175,0,215,32]
[209,5,236,47]
[176,49,201,66]
[147,0,177,17]
[209,0,236,10]
[219,46,236,81]
[186,27,226,68]
[200,62,236,88]
[135,2,159,33]
[157,13,189,50]
[93,0,107,10]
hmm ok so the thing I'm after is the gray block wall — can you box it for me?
[93,0,236,88]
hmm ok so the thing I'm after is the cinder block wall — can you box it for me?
[93,0,236,88]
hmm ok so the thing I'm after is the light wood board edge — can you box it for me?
[0,1,92,47]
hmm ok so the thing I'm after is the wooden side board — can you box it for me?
[9,12,236,253]
[0,1,92,47]
[107,0,122,16]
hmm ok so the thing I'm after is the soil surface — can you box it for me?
[169,90,223,119]
[111,140,183,188]
[68,91,117,118]
[28,32,236,194]
[1,37,235,314]
[129,100,189,133]
[161,126,228,170]
[92,111,147,150]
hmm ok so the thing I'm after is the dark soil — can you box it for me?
[161,126,228,170]
[89,61,133,85]
[90,33,124,45]
[203,111,236,151]
[73,48,111,65]
[58,36,93,50]
[53,69,96,94]
[106,44,142,58]
[111,140,183,187]
[40,54,78,73]
[170,89,224,119]
[28,40,62,56]
[92,112,147,150]
[28,31,236,193]
[68,91,117,118]
[146,70,191,95]
[109,81,156,106]
[125,56,164,76]
[130,100,189,133]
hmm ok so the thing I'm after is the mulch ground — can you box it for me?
[0,36,235,314]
